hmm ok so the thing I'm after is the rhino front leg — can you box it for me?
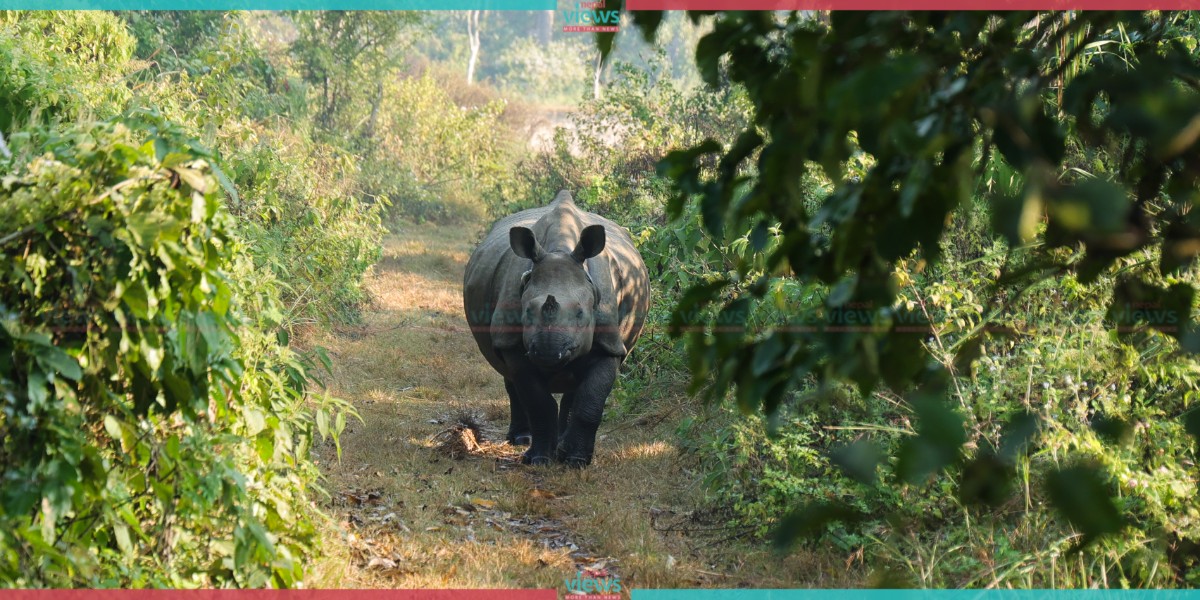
[504,378,531,446]
[501,351,558,466]
[557,355,620,468]
[557,391,575,448]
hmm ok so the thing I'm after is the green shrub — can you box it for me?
[0,12,133,130]
[367,72,515,225]
[493,37,591,104]
[0,118,350,587]
[224,128,385,325]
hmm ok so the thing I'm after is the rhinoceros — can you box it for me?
[463,190,650,467]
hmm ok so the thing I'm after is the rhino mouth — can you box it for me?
[527,345,579,368]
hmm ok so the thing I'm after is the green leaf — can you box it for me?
[34,345,81,382]
[1048,179,1131,235]
[991,186,1043,246]
[1046,465,1124,545]
[1184,410,1200,445]
[669,278,728,336]
[126,211,180,248]
[958,451,1014,507]
[316,409,330,440]
[173,167,209,193]
[1090,414,1133,446]
[998,411,1040,461]
[256,433,275,463]
[773,501,867,550]
[895,391,965,484]
[114,523,133,556]
[830,439,882,485]
[245,408,266,436]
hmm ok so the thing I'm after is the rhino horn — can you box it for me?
[543,295,559,320]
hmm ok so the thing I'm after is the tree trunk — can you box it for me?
[365,80,384,139]
[534,10,553,46]
[466,11,482,85]
[592,50,604,100]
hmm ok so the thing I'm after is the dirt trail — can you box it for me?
[302,221,852,593]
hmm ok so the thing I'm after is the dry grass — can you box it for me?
[302,220,862,593]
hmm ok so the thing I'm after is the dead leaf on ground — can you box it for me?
[367,557,397,570]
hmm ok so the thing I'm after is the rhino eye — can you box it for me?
[576,309,584,320]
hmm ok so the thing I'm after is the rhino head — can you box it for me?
[509,223,606,369]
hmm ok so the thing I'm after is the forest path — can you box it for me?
[302,221,850,593]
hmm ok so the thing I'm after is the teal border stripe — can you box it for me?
[0,0,553,8]
[633,592,1200,600]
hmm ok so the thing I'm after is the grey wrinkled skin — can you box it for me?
[463,190,650,467]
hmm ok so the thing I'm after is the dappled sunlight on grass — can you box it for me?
[612,441,673,461]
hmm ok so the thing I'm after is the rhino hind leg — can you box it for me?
[556,355,620,468]
[504,378,532,446]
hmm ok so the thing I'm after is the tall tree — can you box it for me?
[290,11,418,131]
[466,10,483,85]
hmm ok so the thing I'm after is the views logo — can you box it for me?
[564,567,622,600]
[562,1,620,33]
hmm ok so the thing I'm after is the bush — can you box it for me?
[493,37,591,104]
[0,12,134,130]
[366,72,516,225]
[0,118,348,587]
[224,126,385,325]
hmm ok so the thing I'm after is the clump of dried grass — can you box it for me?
[433,412,486,459]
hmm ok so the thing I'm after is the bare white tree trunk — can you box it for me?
[534,10,553,46]
[592,50,603,100]
[466,11,482,85]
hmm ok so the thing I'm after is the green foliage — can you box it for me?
[123,12,386,326]
[365,72,513,226]
[586,10,1200,586]
[290,11,420,131]
[493,37,592,104]
[0,12,134,130]
[0,118,350,587]
[118,12,227,66]
[224,129,385,325]
[628,9,1200,551]
[501,58,750,225]
[0,10,380,587]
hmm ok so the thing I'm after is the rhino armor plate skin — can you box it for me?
[463,190,650,467]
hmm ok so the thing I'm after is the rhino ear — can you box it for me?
[510,227,544,261]
[572,225,606,262]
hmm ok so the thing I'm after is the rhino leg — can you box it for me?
[557,391,575,447]
[504,378,532,446]
[556,355,620,468]
[501,351,559,466]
